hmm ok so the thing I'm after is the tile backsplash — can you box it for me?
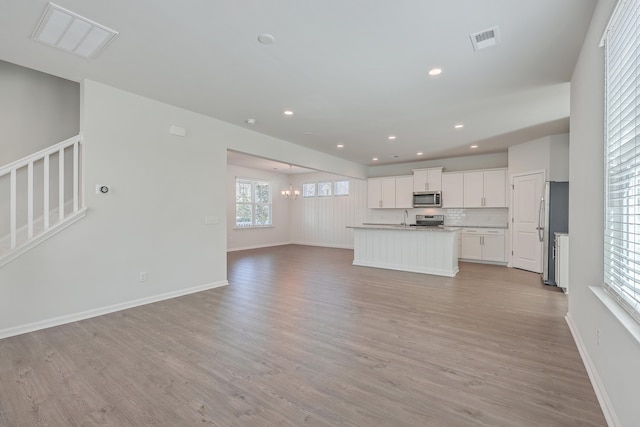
[367,207,509,228]
[443,208,509,227]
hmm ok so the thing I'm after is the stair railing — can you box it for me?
[0,134,86,266]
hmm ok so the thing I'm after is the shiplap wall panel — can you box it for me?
[291,173,367,249]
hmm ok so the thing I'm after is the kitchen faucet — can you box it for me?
[402,209,409,226]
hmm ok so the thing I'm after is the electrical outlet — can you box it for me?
[139,272,147,282]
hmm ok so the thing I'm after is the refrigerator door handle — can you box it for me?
[537,197,545,242]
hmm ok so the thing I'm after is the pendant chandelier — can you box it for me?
[281,165,300,199]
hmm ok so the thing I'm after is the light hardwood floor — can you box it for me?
[0,245,605,426]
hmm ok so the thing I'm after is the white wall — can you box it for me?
[568,0,639,425]
[508,133,569,180]
[508,136,552,177]
[0,61,79,238]
[0,60,79,164]
[290,172,367,248]
[230,137,368,180]
[0,79,367,337]
[0,80,227,336]
[368,152,508,177]
[548,133,570,181]
[227,165,292,251]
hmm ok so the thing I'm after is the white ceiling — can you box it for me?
[0,1,596,167]
[227,150,314,175]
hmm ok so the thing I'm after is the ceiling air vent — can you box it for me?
[470,26,501,51]
[31,3,118,59]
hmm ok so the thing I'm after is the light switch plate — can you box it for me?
[169,125,186,136]
[205,215,218,225]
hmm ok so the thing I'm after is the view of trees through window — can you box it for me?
[302,180,349,197]
[302,183,316,197]
[236,179,272,227]
[318,181,332,197]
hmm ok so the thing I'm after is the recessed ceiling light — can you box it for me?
[304,131,313,135]
[428,67,443,76]
[337,144,344,148]
[388,135,397,140]
[31,3,118,59]
[470,145,478,149]
[372,157,379,161]
[283,110,294,116]
[417,152,424,156]
[245,118,256,125]
[258,33,275,45]
[454,124,464,129]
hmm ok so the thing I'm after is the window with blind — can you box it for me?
[235,178,272,228]
[604,0,640,320]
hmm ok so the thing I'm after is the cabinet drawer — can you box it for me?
[462,228,505,236]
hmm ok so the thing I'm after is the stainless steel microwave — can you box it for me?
[413,191,441,207]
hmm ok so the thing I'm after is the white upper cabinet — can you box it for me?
[413,167,443,192]
[395,176,414,208]
[451,168,507,208]
[367,178,381,208]
[368,176,412,208]
[442,173,464,208]
[464,169,506,208]
[369,168,505,209]
[483,169,507,207]
[463,171,485,207]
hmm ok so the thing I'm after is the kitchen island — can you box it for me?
[348,225,460,277]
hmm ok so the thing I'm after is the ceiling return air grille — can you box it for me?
[470,26,501,51]
[31,3,118,59]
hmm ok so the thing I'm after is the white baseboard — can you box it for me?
[566,313,620,427]
[0,280,228,340]
[227,242,354,252]
[458,258,508,267]
[227,242,291,252]
[291,241,353,250]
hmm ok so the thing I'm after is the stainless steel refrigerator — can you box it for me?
[538,181,569,285]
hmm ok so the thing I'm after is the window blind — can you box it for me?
[604,0,640,320]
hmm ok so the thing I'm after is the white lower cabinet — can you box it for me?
[555,233,569,292]
[460,228,505,263]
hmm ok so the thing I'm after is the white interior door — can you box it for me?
[511,172,544,272]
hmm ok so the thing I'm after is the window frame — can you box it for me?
[302,182,317,198]
[603,0,640,322]
[333,180,350,196]
[300,179,350,198]
[317,181,332,197]
[235,178,272,228]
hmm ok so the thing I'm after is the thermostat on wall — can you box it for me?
[96,185,111,195]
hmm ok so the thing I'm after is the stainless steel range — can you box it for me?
[412,214,445,227]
